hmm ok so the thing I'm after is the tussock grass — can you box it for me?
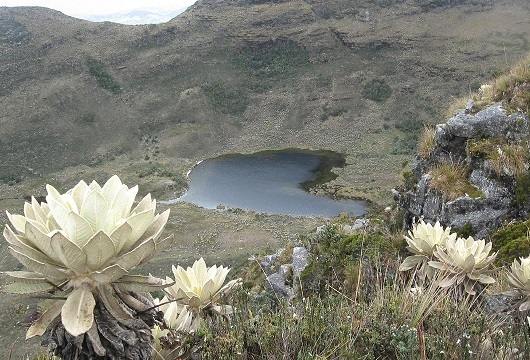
[445,96,470,118]
[468,137,529,177]
[490,143,528,177]
[447,54,530,115]
[491,54,530,113]
[417,125,436,159]
[429,161,483,200]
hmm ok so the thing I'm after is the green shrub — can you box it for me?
[491,219,530,265]
[516,172,530,206]
[362,78,392,102]
[401,169,416,190]
[320,103,347,121]
[199,290,362,359]
[456,222,474,238]
[1,19,29,45]
[391,133,419,155]
[300,226,395,298]
[395,116,422,133]
[85,55,122,94]
[0,173,22,186]
[201,82,249,115]
[235,39,310,82]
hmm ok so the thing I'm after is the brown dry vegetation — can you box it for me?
[429,161,483,201]
[468,137,529,177]
[417,125,436,159]
[2,1,530,205]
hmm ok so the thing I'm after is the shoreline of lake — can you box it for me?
[162,149,369,218]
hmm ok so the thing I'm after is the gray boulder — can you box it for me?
[261,246,310,300]
[265,273,292,299]
[445,103,528,141]
[291,246,309,280]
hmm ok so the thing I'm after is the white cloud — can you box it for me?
[2,0,197,24]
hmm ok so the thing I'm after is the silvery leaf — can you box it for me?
[80,190,109,234]
[6,211,27,233]
[61,288,95,337]
[399,255,424,271]
[115,238,155,270]
[115,274,170,292]
[51,231,87,274]
[26,300,65,339]
[2,281,55,294]
[83,231,116,271]
[25,221,62,263]
[122,209,155,251]
[89,264,128,284]
[64,212,93,247]
[8,247,66,279]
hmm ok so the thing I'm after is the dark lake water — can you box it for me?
[165,150,367,217]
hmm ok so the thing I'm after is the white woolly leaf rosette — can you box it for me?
[1,175,172,338]
[152,296,194,360]
[399,220,457,280]
[165,257,242,316]
[429,236,497,295]
[505,256,530,311]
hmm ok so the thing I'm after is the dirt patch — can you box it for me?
[217,229,281,252]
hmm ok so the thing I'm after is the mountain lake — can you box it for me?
[163,149,367,217]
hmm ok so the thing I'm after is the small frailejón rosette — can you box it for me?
[399,220,456,280]
[505,256,530,312]
[164,257,242,327]
[152,296,194,360]
[429,236,497,295]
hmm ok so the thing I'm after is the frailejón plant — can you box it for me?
[429,236,497,296]
[505,256,530,312]
[152,296,194,360]
[165,257,242,324]
[2,175,172,358]
[399,220,456,280]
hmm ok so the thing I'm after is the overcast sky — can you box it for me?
[2,0,198,24]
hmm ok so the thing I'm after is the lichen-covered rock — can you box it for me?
[291,246,309,280]
[261,246,310,300]
[260,248,284,275]
[442,197,509,239]
[265,273,292,299]
[445,103,528,141]
[394,101,529,239]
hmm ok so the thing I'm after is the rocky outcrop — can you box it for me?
[260,246,310,300]
[393,102,530,239]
